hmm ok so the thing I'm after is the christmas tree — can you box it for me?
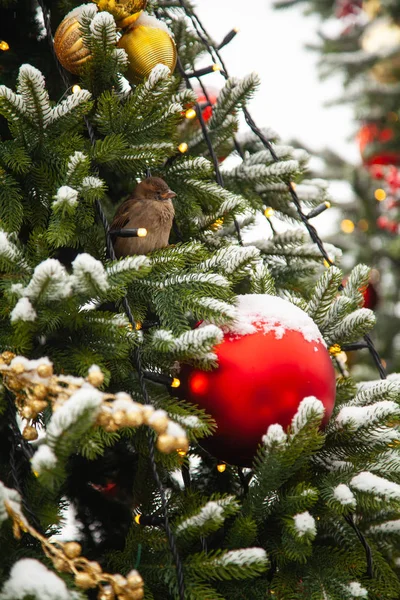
[0,1,399,599]
[274,0,400,378]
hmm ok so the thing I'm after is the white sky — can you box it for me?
[195,0,359,236]
[197,0,358,164]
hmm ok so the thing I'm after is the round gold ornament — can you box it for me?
[54,6,91,75]
[117,13,177,84]
[93,1,147,28]
[362,19,400,83]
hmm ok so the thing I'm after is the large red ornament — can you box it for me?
[361,282,379,311]
[178,295,336,466]
[358,122,400,166]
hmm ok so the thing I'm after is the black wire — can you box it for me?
[344,514,373,578]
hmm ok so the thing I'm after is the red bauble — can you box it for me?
[361,282,379,310]
[335,0,362,18]
[196,91,217,123]
[358,122,400,166]
[178,295,336,466]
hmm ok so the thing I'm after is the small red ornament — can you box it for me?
[361,282,379,310]
[335,0,362,18]
[358,122,400,166]
[178,295,336,466]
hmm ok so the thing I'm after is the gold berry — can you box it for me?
[12,362,25,374]
[113,410,127,426]
[124,410,143,427]
[88,370,104,387]
[21,405,34,419]
[1,351,15,364]
[33,384,47,399]
[31,399,48,413]
[22,425,38,441]
[88,561,102,575]
[127,570,143,589]
[156,434,176,454]
[75,572,97,589]
[98,586,115,600]
[37,363,53,378]
[150,415,169,434]
[53,557,71,573]
[63,541,82,559]
[96,411,112,427]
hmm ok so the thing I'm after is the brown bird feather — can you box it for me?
[111,177,176,257]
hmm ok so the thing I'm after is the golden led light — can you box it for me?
[324,201,331,209]
[72,84,81,94]
[171,378,181,389]
[177,448,187,457]
[134,514,141,525]
[264,207,274,218]
[185,108,197,119]
[137,227,147,237]
[135,322,142,331]
[290,182,297,190]
[340,219,355,234]
[217,463,226,473]
[0,41,9,51]
[233,26,240,33]
[212,63,221,72]
[323,259,333,269]
[374,188,386,202]
[178,142,188,153]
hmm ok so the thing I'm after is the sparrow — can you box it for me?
[111,177,176,257]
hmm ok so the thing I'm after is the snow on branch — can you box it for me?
[293,511,317,538]
[335,401,400,431]
[10,297,37,323]
[0,558,72,600]
[333,484,357,509]
[291,397,325,434]
[0,482,26,528]
[23,259,71,301]
[71,253,109,294]
[351,472,400,500]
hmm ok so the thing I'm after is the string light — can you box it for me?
[306,201,331,220]
[340,219,355,234]
[134,514,141,525]
[135,322,142,331]
[323,259,333,268]
[217,463,226,473]
[177,449,187,457]
[178,142,188,153]
[264,207,274,218]
[185,108,197,119]
[170,378,181,388]
[374,188,386,202]
[72,84,81,93]
[137,228,147,237]
[210,217,224,230]
[212,63,221,72]
[0,40,9,51]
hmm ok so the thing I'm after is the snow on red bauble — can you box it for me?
[177,295,336,466]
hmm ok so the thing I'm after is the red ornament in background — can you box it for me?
[196,91,217,123]
[177,295,336,467]
[358,122,400,166]
[361,282,379,311]
[335,0,362,18]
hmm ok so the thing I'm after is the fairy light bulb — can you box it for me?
[171,378,181,388]
[374,188,386,201]
[137,228,147,237]
[135,322,142,330]
[134,514,141,524]
[72,84,81,93]
[185,108,197,119]
[217,463,226,473]
[329,344,342,356]
[324,201,331,209]
[178,142,188,153]
[264,207,274,218]
[177,449,187,457]
[212,63,221,72]
[0,41,9,51]
[340,219,355,234]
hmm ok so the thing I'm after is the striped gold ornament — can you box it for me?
[93,0,147,28]
[54,6,91,75]
[117,15,177,84]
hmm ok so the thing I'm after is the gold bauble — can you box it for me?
[87,369,104,387]
[54,6,92,75]
[94,1,147,28]
[362,19,400,83]
[37,363,53,378]
[117,14,177,84]
[363,0,381,19]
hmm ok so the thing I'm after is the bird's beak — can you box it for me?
[161,189,176,199]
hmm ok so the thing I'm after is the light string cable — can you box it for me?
[160,0,384,580]
[34,3,186,598]
[172,0,386,382]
